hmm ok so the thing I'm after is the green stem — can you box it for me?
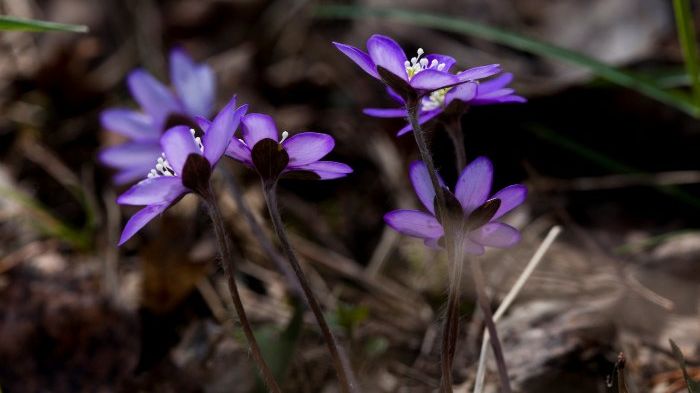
[201,187,282,393]
[262,180,358,393]
[673,0,700,105]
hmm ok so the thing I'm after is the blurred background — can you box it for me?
[1,0,700,392]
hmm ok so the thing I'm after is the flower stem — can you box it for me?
[262,180,358,393]
[201,187,282,393]
[469,257,512,393]
[444,116,466,171]
[406,98,461,392]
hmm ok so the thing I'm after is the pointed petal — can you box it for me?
[170,48,215,117]
[127,69,182,124]
[333,42,379,79]
[463,237,486,255]
[366,34,408,81]
[161,125,201,174]
[241,113,279,147]
[426,54,456,72]
[386,87,406,104]
[477,73,513,94]
[117,176,187,206]
[396,109,442,136]
[455,156,493,214]
[363,107,407,118]
[469,222,520,248]
[384,209,444,239]
[288,161,353,179]
[118,203,170,246]
[491,184,527,219]
[409,161,446,214]
[478,88,516,99]
[194,116,211,131]
[282,132,334,166]
[100,109,157,140]
[409,70,459,91]
[99,141,161,169]
[204,98,247,165]
[225,137,252,164]
[457,64,501,81]
[472,95,527,105]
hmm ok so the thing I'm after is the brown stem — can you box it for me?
[262,180,358,393]
[469,257,512,393]
[201,187,282,393]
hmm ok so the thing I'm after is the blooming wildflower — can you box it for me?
[333,34,501,100]
[384,157,527,255]
[365,73,526,136]
[224,113,352,181]
[100,48,216,184]
[116,97,246,245]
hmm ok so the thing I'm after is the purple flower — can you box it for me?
[116,97,247,245]
[384,157,527,255]
[365,73,526,136]
[224,113,352,181]
[334,34,499,96]
[100,48,216,185]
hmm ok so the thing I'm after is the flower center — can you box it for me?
[421,88,450,111]
[147,128,204,178]
[404,48,447,80]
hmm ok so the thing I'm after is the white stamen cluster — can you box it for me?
[280,131,289,144]
[146,128,204,178]
[422,88,449,111]
[404,48,446,79]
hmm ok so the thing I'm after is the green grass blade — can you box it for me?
[0,15,87,32]
[670,339,700,393]
[673,0,700,105]
[315,5,700,117]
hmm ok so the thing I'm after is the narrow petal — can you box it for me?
[99,141,161,169]
[225,137,252,164]
[477,73,513,95]
[100,109,157,140]
[445,82,477,103]
[333,42,379,79]
[478,88,515,99]
[194,116,211,131]
[161,125,201,174]
[396,109,442,136]
[117,176,187,206]
[241,113,279,147]
[118,203,170,245]
[409,70,459,91]
[409,161,446,214]
[170,48,215,117]
[282,132,334,166]
[455,156,493,214]
[363,107,407,118]
[127,69,182,124]
[472,95,527,105]
[490,184,527,219]
[288,161,353,179]
[463,237,485,255]
[457,64,501,81]
[386,88,406,104]
[469,222,520,248]
[426,54,456,72]
[384,209,444,239]
[366,34,408,81]
[204,98,247,165]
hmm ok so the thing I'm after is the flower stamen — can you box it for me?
[404,48,447,80]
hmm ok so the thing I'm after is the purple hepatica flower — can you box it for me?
[224,113,352,181]
[384,157,527,255]
[116,97,247,245]
[100,48,216,185]
[334,34,502,99]
[364,72,526,136]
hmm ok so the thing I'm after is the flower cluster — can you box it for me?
[384,158,526,254]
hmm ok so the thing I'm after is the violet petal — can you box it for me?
[366,34,408,82]
[283,132,335,166]
[100,109,157,140]
[455,156,493,214]
[384,209,444,239]
[396,109,442,136]
[426,54,456,72]
[118,203,170,246]
[170,48,215,117]
[241,113,279,147]
[161,125,202,174]
[127,69,182,125]
[99,141,161,169]
[204,98,247,165]
[333,42,379,79]
[117,176,187,206]
[490,184,527,219]
[409,69,459,91]
[225,137,252,164]
[457,64,501,82]
[469,222,520,248]
[363,107,407,118]
[409,161,442,214]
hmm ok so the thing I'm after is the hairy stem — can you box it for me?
[201,188,282,393]
[262,180,357,393]
[469,257,512,393]
[444,116,466,171]
[440,228,465,393]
